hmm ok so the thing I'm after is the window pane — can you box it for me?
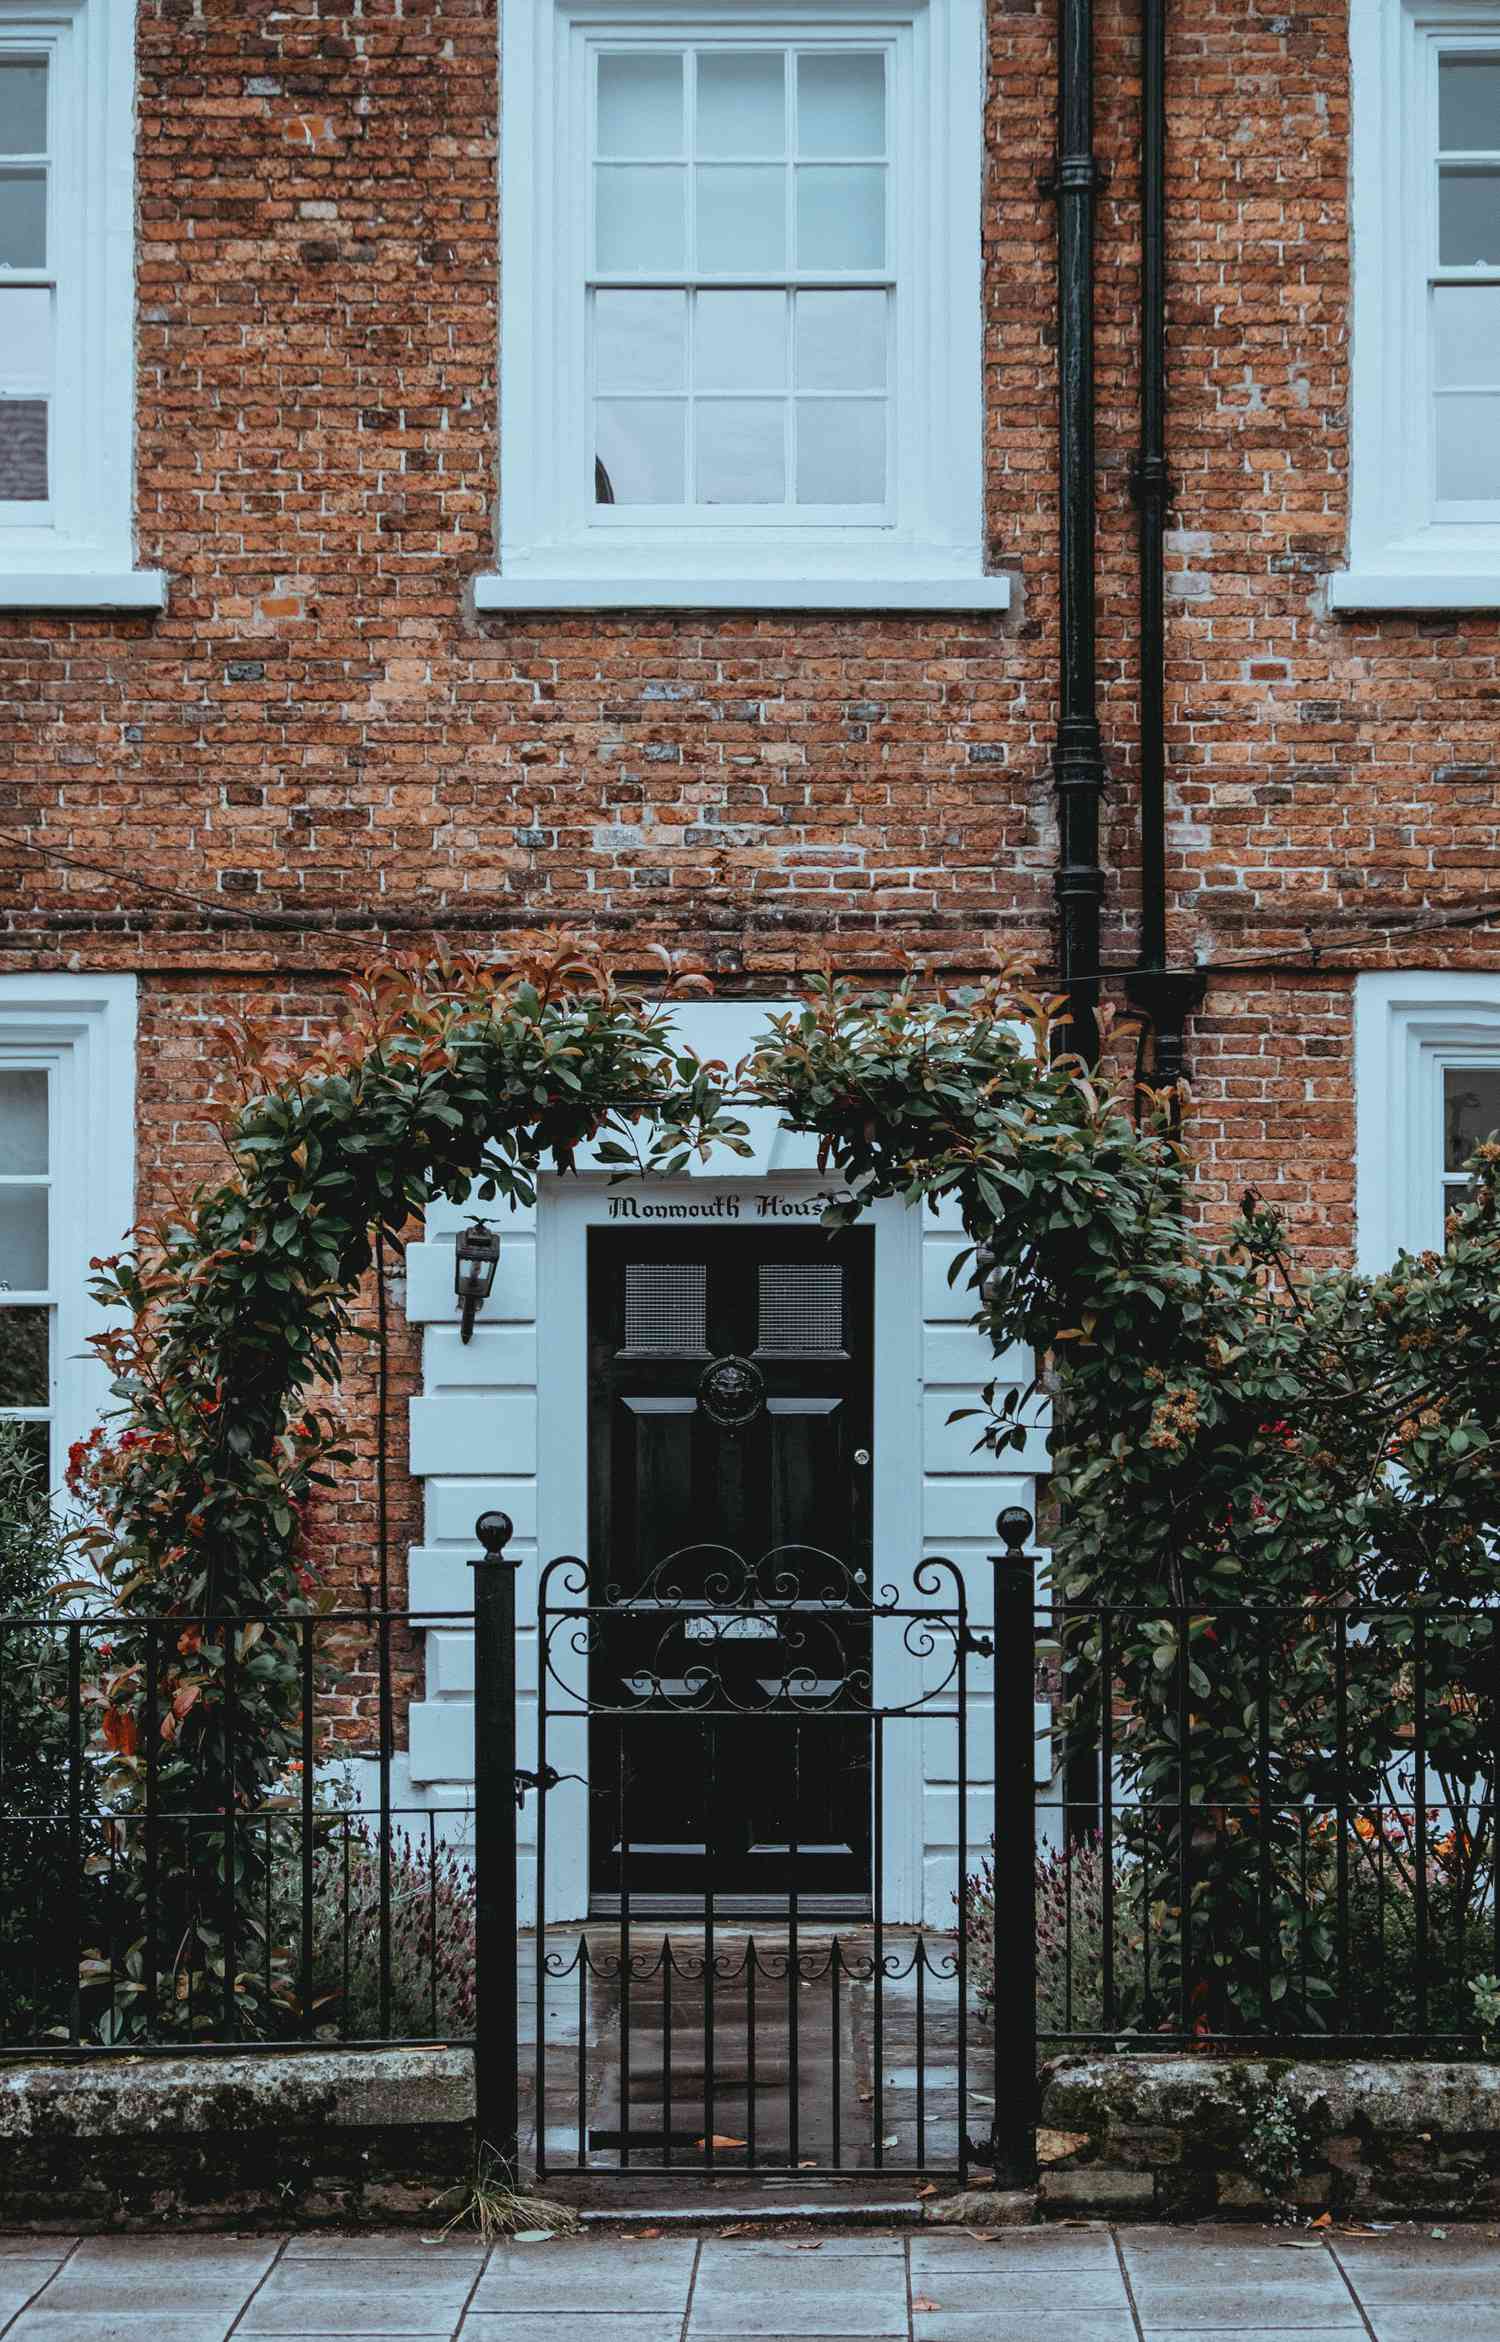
[0,168,45,267]
[596,399,685,501]
[0,398,45,499]
[1440,58,1500,151]
[0,61,46,155]
[796,166,885,269]
[597,54,684,158]
[1440,167,1500,264]
[696,291,786,390]
[796,397,885,501]
[0,1306,48,1406]
[0,1071,46,1173]
[1434,285,1500,386]
[0,285,50,389]
[1435,392,1500,499]
[696,166,786,271]
[595,166,687,272]
[795,290,887,389]
[1445,1066,1500,1168]
[797,53,885,158]
[595,291,687,392]
[695,399,785,501]
[0,1188,46,1292]
[697,53,784,158]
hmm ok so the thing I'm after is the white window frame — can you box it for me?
[0,0,164,611]
[1355,971,1500,1264]
[0,975,136,1492]
[481,0,1008,612]
[1332,0,1500,612]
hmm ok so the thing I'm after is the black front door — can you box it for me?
[587,1224,875,1909]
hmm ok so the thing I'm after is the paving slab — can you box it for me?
[1126,2276,1359,2328]
[284,2234,484,2260]
[0,2267,68,2326]
[0,2239,76,2258]
[240,2259,476,2337]
[910,2319,1138,2342]
[29,2235,277,2316]
[471,2237,695,2314]
[1352,2314,1500,2342]
[1,2319,247,2342]
[910,2229,1120,2273]
[1341,2266,1500,2306]
[688,2244,906,2338]
[903,2269,1129,2315]
[462,2322,688,2342]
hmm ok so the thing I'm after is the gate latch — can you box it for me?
[960,1630,995,1659]
[514,1764,581,1808]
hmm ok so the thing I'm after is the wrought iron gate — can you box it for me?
[468,1509,1039,2187]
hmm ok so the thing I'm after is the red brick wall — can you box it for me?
[3,0,1498,1611]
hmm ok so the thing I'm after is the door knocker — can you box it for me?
[698,1353,765,1430]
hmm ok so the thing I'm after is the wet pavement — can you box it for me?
[1,2222,1495,2341]
[525,1928,980,2174]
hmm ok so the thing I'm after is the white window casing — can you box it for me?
[0,0,164,611]
[1332,0,1500,611]
[481,0,1008,611]
[0,974,136,1492]
[1355,971,1500,1266]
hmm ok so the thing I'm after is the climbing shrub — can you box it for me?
[60,953,1500,2037]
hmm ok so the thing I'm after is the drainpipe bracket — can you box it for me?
[1128,453,1175,510]
[1126,967,1207,1087]
[1038,157,1109,200]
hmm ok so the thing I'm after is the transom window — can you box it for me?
[590,44,892,514]
[1431,49,1500,517]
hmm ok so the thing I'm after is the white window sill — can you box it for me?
[0,570,169,613]
[472,571,1013,613]
[1327,569,1500,613]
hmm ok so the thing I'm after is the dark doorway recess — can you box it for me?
[586,1225,875,1913]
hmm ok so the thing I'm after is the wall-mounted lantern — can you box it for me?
[454,1217,500,1344]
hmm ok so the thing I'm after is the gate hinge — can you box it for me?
[961,1630,995,1659]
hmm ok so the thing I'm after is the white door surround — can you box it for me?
[400,999,1044,1922]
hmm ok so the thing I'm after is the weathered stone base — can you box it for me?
[1039,2054,1500,2220]
[0,2049,475,2230]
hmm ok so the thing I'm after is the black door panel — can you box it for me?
[587,1226,875,1907]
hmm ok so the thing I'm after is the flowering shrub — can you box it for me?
[963,1839,1150,2036]
[307,1823,478,2041]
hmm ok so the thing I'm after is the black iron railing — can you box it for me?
[0,1604,478,2056]
[1026,1597,1500,2052]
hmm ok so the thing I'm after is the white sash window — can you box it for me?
[485,0,1004,610]
[0,2,163,611]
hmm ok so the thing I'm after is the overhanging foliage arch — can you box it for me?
[67,950,1500,2038]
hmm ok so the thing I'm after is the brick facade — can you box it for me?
[3,0,1497,1598]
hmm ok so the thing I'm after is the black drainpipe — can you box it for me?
[1051,0,1107,1069]
[1124,0,1203,1081]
